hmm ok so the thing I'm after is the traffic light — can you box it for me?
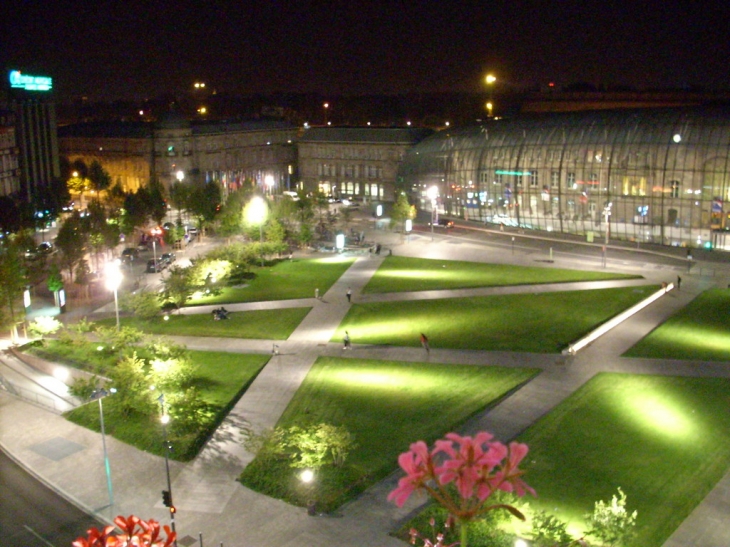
[162,490,172,507]
[169,505,176,514]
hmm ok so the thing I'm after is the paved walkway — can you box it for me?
[2,230,730,546]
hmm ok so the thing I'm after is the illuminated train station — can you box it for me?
[400,107,730,251]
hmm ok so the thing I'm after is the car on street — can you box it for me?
[121,248,139,263]
[160,252,176,266]
[429,218,454,228]
[146,258,165,273]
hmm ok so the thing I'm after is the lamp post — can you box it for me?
[427,186,439,241]
[485,74,496,117]
[91,388,116,510]
[158,395,178,545]
[323,102,329,125]
[247,196,267,267]
[602,202,612,268]
[105,260,123,331]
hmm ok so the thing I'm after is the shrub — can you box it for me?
[585,487,637,547]
[28,316,62,339]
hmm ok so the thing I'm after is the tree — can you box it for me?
[0,241,27,334]
[109,352,154,416]
[55,210,88,279]
[161,264,196,310]
[120,290,162,321]
[169,181,191,224]
[585,487,637,547]
[120,189,150,239]
[88,160,112,194]
[146,178,168,226]
[188,180,222,237]
[390,192,416,234]
[216,187,249,239]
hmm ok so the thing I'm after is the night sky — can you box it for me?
[5,0,730,101]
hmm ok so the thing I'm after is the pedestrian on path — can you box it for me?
[677,275,682,290]
[420,333,430,354]
[343,331,351,350]
[346,287,352,302]
[315,288,320,300]
[272,344,279,355]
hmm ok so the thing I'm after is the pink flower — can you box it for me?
[387,440,435,507]
[389,431,535,521]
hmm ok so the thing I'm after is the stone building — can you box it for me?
[297,127,432,202]
[58,113,298,196]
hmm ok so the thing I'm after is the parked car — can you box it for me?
[160,252,176,266]
[24,241,55,260]
[121,248,139,263]
[37,241,54,254]
[429,218,454,228]
[146,258,164,273]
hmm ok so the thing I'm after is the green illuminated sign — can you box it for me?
[495,170,532,176]
[9,70,53,91]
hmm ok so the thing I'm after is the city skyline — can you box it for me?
[5,0,730,101]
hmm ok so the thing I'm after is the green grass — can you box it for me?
[624,288,730,361]
[334,286,658,353]
[97,307,312,340]
[516,373,730,547]
[239,357,539,511]
[65,350,269,460]
[363,256,641,294]
[189,256,355,305]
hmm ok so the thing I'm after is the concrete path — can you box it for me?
[2,230,730,546]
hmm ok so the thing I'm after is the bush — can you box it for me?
[530,511,574,547]
[120,291,162,321]
[69,375,101,400]
[585,487,637,547]
[28,316,62,339]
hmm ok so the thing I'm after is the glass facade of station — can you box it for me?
[398,107,730,251]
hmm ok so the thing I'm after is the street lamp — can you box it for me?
[247,196,267,267]
[264,174,275,195]
[150,227,162,267]
[427,186,439,241]
[602,202,612,268]
[105,260,123,331]
[485,74,496,116]
[91,387,116,510]
[158,395,178,545]
[323,102,329,125]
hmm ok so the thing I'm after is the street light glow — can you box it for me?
[300,469,314,483]
[485,74,496,85]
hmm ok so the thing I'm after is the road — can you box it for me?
[0,449,104,547]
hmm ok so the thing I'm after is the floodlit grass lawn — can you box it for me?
[239,357,539,511]
[363,256,641,294]
[65,350,268,460]
[516,373,730,547]
[189,256,355,305]
[98,307,311,340]
[334,286,658,352]
[625,288,730,361]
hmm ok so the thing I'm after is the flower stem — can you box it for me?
[459,519,468,547]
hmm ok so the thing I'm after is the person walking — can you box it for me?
[676,275,682,290]
[346,287,352,302]
[420,333,430,354]
[343,331,351,350]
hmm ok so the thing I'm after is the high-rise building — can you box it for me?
[4,69,60,207]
